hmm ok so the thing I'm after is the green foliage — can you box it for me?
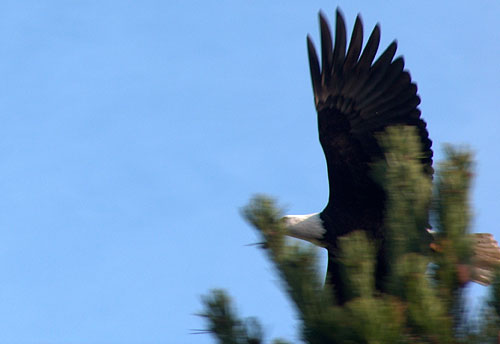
[200,126,497,343]
[373,126,433,293]
[200,289,263,344]
[432,147,475,328]
[244,196,340,343]
[337,231,375,300]
[435,145,473,250]
[398,254,452,342]
[342,296,404,344]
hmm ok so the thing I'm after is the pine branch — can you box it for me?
[432,147,475,330]
[200,127,497,343]
[243,196,342,343]
[200,289,264,344]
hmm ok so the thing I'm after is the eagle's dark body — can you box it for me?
[306,10,433,303]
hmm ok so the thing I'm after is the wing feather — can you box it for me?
[307,35,321,97]
[332,10,347,74]
[343,15,363,71]
[356,25,380,73]
[319,12,333,87]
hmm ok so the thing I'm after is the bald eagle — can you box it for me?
[281,9,497,304]
[284,9,500,303]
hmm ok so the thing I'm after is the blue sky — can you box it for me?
[0,1,499,343]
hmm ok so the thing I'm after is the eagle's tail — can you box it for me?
[470,233,500,286]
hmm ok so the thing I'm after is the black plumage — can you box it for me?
[307,10,433,303]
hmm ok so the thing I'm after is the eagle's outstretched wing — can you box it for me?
[307,10,433,212]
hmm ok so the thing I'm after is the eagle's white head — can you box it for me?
[283,212,326,246]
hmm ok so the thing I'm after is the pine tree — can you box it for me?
[200,126,500,343]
